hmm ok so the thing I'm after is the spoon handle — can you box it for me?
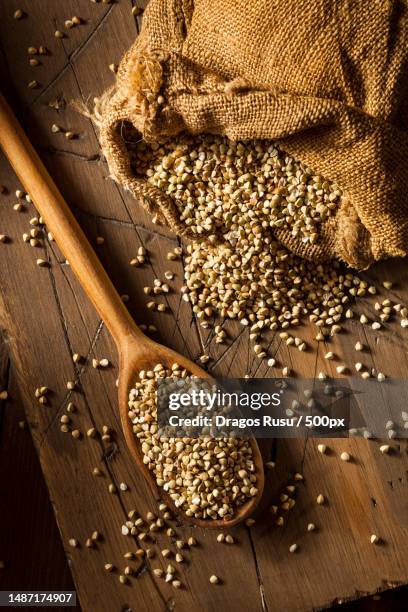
[0,91,143,349]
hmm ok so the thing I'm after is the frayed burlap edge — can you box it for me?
[86,48,197,238]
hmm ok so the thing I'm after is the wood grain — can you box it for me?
[0,1,408,611]
[0,333,79,610]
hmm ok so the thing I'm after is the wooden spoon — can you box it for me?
[0,92,264,528]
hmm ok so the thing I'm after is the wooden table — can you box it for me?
[0,2,408,611]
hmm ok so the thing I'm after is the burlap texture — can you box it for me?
[95,0,408,269]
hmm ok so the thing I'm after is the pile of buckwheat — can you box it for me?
[128,131,374,346]
[132,134,341,244]
[128,363,258,520]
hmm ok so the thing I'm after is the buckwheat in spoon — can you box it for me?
[0,93,264,528]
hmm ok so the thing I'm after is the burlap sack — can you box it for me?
[94,0,408,269]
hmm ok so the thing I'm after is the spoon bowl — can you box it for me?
[118,332,265,528]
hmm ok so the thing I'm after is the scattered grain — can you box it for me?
[36,258,48,267]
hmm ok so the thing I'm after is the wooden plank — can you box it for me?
[0,334,78,608]
[1,2,408,611]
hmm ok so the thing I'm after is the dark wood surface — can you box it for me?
[0,2,408,611]
[0,331,79,607]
